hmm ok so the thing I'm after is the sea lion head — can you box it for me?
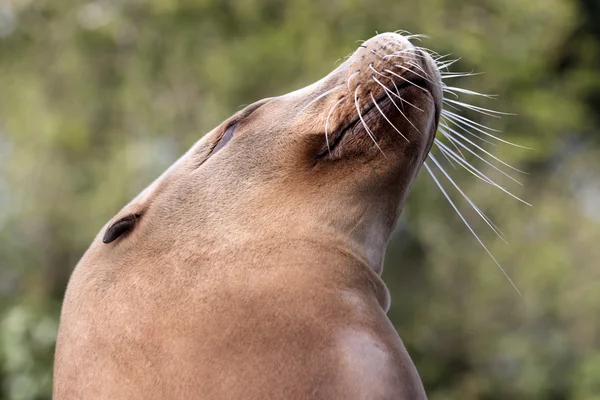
[100,32,442,275]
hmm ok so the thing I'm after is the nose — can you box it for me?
[348,33,415,85]
[346,33,440,111]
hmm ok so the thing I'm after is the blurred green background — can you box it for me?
[1,0,599,399]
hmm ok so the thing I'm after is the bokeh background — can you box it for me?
[1,0,599,399]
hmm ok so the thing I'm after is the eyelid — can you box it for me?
[208,122,238,157]
[204,98,272,160]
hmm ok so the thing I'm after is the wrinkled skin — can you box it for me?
[53,33,442,400]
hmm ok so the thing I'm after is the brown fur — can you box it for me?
[53,33,442,399]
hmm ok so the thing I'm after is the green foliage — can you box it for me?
[1,0,599,399]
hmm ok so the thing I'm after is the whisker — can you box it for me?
[435,139,514,191]
[433,54,455,63]
[370,92,409,142]
[378,35,530,295]
[442,109,502,133]
[440,72,482,80]
[370,65,427,114]
[444,98,515,117]
[372,76,424,112]
[369,64,389,79]
[384,50,429,61]
[390,64,441,88]
[436,58,462,71]
[392,32,429,42]
[438,125,524,185]
[384,49,444,69]
[299,85,343,115]
[438,121,472,157]
[442,87,461,100]
[439,122,526,175]
[377,79,422,135]
[371,49,386,59]
[436,139,531,207]
[402,60,433,77]
[435,139,496,185]
[413,45,442,59]
[404,34,429,41]
[443,99,500,119]
[438,144,459,168]
[354,86,386,156]
[429,153,506,241]
[384,69,430,95]
[442,110,533,149]
[423,161,523,296]
[444,86,497,99]
[335,51,355,65]
[440,116,496,145]
[347,70,360,92]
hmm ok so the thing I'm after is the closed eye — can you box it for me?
[208,122,238,157]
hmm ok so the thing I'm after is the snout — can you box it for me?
[289,32,444,160]
[347,32,442,116]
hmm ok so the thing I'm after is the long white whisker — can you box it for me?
[384,69,430,95]
[440,117,496,145]
[354,86,386,156]
[438,126,524,185]
[435,139,497,185]
[370,92,409,142]
[441,72,482,80]
[442,110,533,149]
[434,139,519,195]
[369,64,389,79]
[413,45,442,58]
[390,64,441,88]
[442,109,501,132]
[371,49,387,59]
[444,98,515,117]
[444,86,497,99]
[438,145,459,168]
[433,136,532,206]
[442,88,460,100]
[439,123,526,174]
[400,60,433,77]
[438,121,472,156]
[393,31,430,42]
[377,78,422,134]
[372,76,424,112]
[424,161,523,296]
[404,34,429,41]
[436,58,462,71]
[429,153,506,241]
[299,85,343,115]
[347,70,360,92]
[384,50,429,61]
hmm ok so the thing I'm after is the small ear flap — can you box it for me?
[103,214,141,244]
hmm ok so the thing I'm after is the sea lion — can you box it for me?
[53,32,442,399]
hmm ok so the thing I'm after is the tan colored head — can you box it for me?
[99,32,442,275]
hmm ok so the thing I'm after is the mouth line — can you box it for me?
[317,75,431,156]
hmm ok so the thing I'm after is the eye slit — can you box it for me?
[209,122,238,157]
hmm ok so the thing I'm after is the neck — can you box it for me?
[231,237,392,312]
